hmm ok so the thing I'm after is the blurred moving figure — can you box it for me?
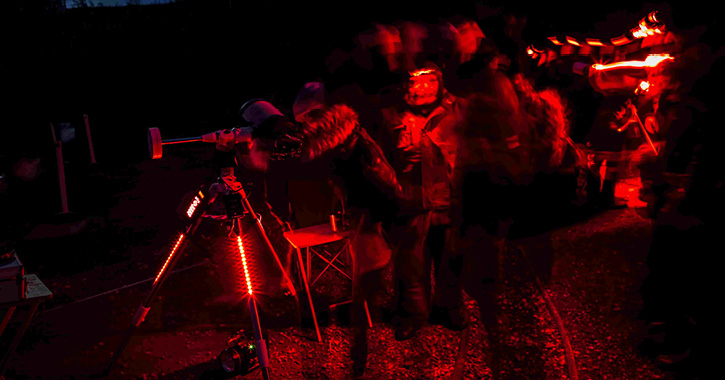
[636,36,723,380]
[377,61,468,341]
[450,63,527,379]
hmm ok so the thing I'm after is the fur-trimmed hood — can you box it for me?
[513,74,570,169]
[243,104,359,171]
[297,103,359,162]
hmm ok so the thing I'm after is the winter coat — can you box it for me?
[243,103,405,275]
[378,92,466,225]
[450,71,528,236]
[296,104,403,223]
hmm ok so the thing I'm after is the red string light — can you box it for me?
[154,233,185,285]
[237,235,253,295]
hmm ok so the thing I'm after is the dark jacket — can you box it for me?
[378,92,466,225]
[241,103,404,226]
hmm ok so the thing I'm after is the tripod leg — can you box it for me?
[249,297,271,380]
[105,233,189,375]
[252,216,297,297]
[238,188,297,297]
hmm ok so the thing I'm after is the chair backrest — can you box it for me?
[287,178,344,229]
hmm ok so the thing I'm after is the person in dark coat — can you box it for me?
[230,85,407,377]
[377,61,468,341]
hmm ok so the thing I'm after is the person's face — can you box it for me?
[404,72,440,107]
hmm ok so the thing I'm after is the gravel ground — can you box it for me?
[3,151,677,380]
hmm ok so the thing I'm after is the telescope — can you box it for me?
[147,99,302,160]
[147,126,253,159]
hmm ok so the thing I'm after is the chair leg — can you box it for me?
[364,301,373,328]
[295,247,322,342]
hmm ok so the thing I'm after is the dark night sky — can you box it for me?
[1,0,720,164]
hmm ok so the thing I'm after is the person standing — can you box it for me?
[378,62,467,340]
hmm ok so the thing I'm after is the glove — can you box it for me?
[272,131,305,160]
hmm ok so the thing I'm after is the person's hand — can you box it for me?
[272,132,304,160]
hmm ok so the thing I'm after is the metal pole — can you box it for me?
[105,187,213,376]
[50,123,69,214]
[83,114,97,164]
[249,296,271,380]
[237,184,297,297]
[632,107,659,156]
[105,234,191,375]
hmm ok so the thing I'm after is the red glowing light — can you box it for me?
[186,195,201,218]
[635,80,651,94]
[154,234,184,285]
[548,36,563,45]
[591,54,674,71]
[586,38,605,46]
[611,35,631,46]
[632,20,662,38]
[632,11,664,38]
[527,45,543,58]
[409,68,435,77]
[237,235,253,295]
[565,36,581,46]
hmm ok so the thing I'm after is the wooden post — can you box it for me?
[50,123,69,214]
[84,114,97,164]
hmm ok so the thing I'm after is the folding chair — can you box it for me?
[283,222,372,342]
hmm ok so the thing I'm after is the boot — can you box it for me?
[351,327,368,378]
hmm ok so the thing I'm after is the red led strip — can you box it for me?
[237,235,253,295]
[154,233,185,285]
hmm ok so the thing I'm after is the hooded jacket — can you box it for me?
[244,103,404,225]
[378,88,466,225]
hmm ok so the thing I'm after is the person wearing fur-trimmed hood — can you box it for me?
[240,82,408,377]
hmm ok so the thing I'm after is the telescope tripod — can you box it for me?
[105,179,303,380]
